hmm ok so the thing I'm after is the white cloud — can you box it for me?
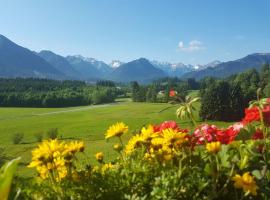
[178,41,184,48]
[178,40,205,52]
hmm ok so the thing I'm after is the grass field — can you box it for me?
[0,97,232,177]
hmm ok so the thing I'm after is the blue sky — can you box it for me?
[0,0,270,65]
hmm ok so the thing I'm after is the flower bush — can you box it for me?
[28,140,85,182]
[11,97,270,199]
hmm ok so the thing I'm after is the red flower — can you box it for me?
[215,122,243,144]
[192,122,242,145]
[169,90,176,97]
[242,100,270,126]
[252,129,264,140]
[216,127,239,144]
[242,107,260,124]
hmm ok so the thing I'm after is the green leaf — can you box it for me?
[218,145,231,168]
[252,170,263,180]
[204,163,213,176]
[0,157,21,200]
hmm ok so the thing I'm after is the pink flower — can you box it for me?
[154,121,188,133]
[193,124,217,144]
[229,122,244,133]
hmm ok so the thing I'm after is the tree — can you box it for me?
[263,83,270,97]
[146,86,157,103]
[229,82,245,121]
[233,68,259,106]
[131,81,140,102]
[187,78,199,90]
[200,81,244,121]
[260,63,270,90]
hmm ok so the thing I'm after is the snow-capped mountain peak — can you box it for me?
[110,60,124,68]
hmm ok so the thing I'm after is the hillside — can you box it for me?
[0,35,63,79]
[37,50,82,79]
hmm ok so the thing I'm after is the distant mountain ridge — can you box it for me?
[151,60,196,77]
[0,34,63,79]
[182,53,270,79]
[109,58,167,83]
[37,50,81,79]
[66,55,103,80]
[0,34,270,82]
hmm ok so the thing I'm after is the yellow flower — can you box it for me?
[148,143,173,162]
[232,172,258,196]
[160,145,173,161]
[95,152,104,163]
[162,128,188,148]
[36,165,49,179]
[56,166,68,182]
[64,141,85,154]
[28,139,84,182]
[105,122,129,139]
[113,143,122,152]
[140,125,156,141]
[206,141,221,153]
[150,138,164,150]
[30,139,65,162]
[54,157,66,169]
[125,134,144,155]
[101,163,114,174]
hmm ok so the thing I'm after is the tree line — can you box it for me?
[200,63,270,121]
[0,78,118,107]
[131,77,199,103]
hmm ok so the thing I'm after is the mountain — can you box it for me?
[37,50,82,79]
[66,55,103,80]
[110,60,124,68]
[109,58,167,83]
[203,60,222,68]
[182,54,270,80]
[2,34,270,83]
[0,34,62,79]
[194,60,221,70]
[151,60,195,77]
[82,57,112,74]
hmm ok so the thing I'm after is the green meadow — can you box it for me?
[0,98,232,177]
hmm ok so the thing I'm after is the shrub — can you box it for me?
[91,89,116,104]
[11,96,270,199]
[34,132,43,142]
[46,128,58,139]
[12,133,24,144]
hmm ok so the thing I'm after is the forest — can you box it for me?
[0,78,119,107]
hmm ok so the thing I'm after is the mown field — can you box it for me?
[0,97,232,177]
